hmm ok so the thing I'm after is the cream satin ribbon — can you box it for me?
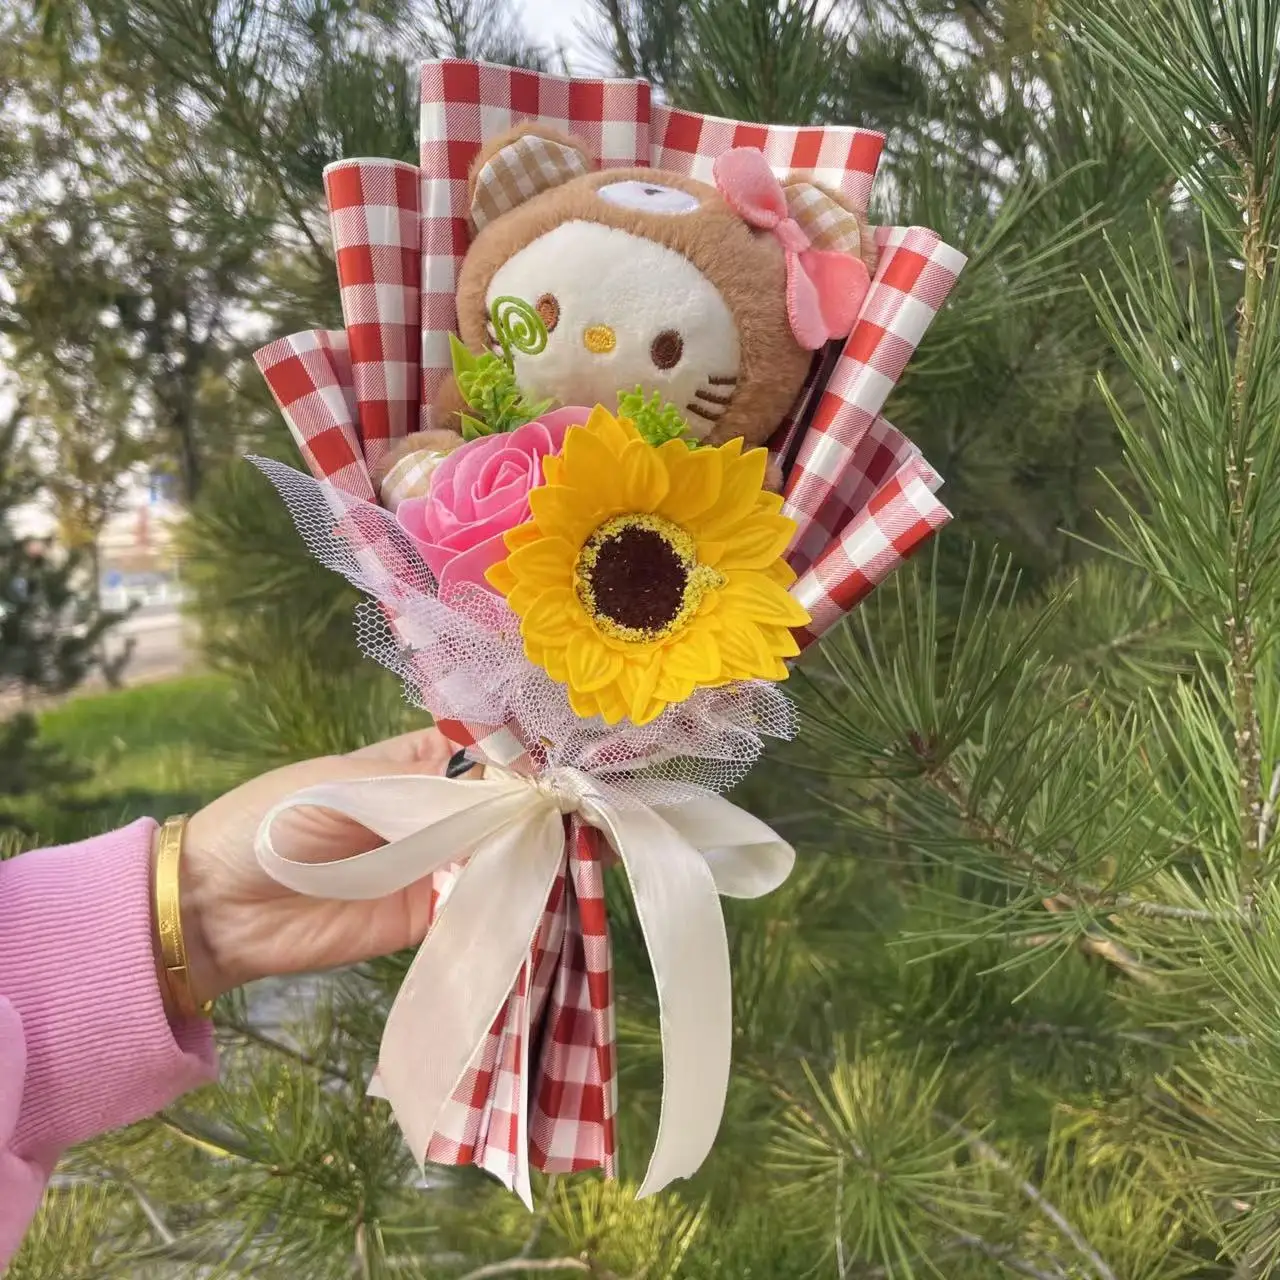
[254,768,794,1205]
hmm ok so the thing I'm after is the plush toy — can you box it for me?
[376,124,876,509]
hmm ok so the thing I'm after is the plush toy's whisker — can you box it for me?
[686,401,725,424]
[694,388,735,407]
[708,374,739,386]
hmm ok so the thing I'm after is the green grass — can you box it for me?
[7,674,254,846]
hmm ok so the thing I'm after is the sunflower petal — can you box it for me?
[522,587,582,644]
[696,447,769,539]
[762,558,798,588]
[655,668,696,705]
[567,631,625,692]
[486,558,517,595]
[619,439,671,511]
[504,520,543,552]
[617,659,663,725]
[631,696,666,726]
[561,427,626,506]
[716,514,795,570]
[569,685,601,719]
[587,405,637,453]
[756,623,802,659]
[509,580,549,617]
[716,618,777,679]
[529,485,600,547]
[542,643,570,683]
[595,683,630,725]
[720,572,811,626]
[661,629,722,683]
[658,442,722,524]
[507,536,576,588]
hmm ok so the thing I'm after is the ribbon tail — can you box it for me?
[585,797,732,1199]
[653,793,795,900]
[378,801,568,1169]
[514,962,535,1210]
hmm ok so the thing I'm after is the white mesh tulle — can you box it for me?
[250,458,797,802]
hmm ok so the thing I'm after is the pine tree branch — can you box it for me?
[835,1154,849,1279]
[108,1168,177,1247]
[520,1176,557,1258]
[1230,163,1267,905]
[218,1017,355,1085]
[769,1075,1072,1278]
[601,0,637,78]
[455,1261,592,1279]
[954,1124,1118,1280]
[948,1228,1068,1280]
[928,761,1236,926]
[1256,763,1280,855]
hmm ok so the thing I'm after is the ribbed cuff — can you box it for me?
[0,820,218,1163]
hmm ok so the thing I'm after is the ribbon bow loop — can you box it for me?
[255,769,795,1206]
[712,146,870,351]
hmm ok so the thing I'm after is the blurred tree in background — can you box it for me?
[9,0,1280,1277]
[0,400,119,815]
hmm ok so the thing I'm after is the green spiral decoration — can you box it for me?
[490,295,548,363]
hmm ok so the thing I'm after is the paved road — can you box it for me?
[105,608,191,685]
[1,609,193,714]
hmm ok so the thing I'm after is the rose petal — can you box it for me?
[393,412,581,595]
[439,530,517,602]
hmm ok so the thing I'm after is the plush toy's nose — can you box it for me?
[583,324,617,354]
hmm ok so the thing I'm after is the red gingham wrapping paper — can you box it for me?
[781,224,967,575]
[254,329,373,502]
[418,61,651,416]
[430,719,617,1186]
[649,103,883,209]
[325,160,422,476]
[791,454,950,648]
[252,58,966,1198]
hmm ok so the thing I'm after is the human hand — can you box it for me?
[155,727,469,1013]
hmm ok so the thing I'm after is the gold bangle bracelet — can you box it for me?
[154,815,214,1019]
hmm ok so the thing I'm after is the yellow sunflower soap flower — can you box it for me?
[485,405,811,727]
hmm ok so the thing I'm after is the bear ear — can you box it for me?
[469,124,593,233]
[782,179,873,267]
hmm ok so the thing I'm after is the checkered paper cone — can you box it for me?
[251,58,965,1201]
[325,160,422,477]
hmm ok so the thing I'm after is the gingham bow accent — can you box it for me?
[255,768,794,1206]
[713,147,869,350]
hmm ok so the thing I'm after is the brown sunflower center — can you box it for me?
[575,514,722,643]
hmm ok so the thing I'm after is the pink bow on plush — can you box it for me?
[713,147,870,351]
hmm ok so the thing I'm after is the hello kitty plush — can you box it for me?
[375,123,875,507]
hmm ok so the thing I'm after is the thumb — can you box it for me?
[344,726,456,771]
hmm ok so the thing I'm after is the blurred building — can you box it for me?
[97,472,185,612]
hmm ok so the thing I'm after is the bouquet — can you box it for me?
[250,59,966,1207]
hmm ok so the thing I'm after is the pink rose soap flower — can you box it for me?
[396,408,589,599]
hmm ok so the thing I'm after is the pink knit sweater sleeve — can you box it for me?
[0,819,218,1268]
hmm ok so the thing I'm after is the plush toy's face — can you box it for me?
[486,215,742,439]
[377,130,873,511]
[455,133,856,450]
[440,124,875,466]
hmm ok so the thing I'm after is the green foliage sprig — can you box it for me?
[617,386,698,448]
[450,297,555,440]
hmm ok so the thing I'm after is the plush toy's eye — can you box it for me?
[650,329,684,370]
[598,181,700,215]
[536,293,560,332]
